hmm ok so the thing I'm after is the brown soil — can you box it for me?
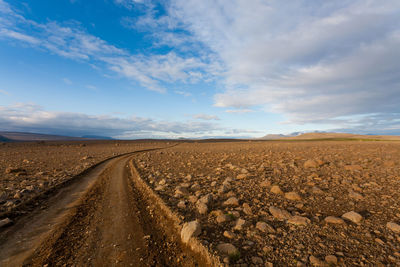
[1,146,202,266]
[1,140,400,266]
[134,141,400,266]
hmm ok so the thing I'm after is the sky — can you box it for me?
[0,0,400,139]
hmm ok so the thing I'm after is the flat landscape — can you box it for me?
[1,140,400,266]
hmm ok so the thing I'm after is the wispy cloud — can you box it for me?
[0,0,214,93]
[0,89,10,95]
[63,78,73,85]
[193,113,219,121]
[225,109,254,114]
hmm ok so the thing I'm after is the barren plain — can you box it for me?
[134,141,400,266]
[0,140,400,266]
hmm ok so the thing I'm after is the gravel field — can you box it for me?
[0,141,167,215]
[134,141,400,266]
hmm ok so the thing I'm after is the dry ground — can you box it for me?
[1,140,400,266]
[0,140,167,216]
[134,141,400,266]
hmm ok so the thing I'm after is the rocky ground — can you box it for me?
[0,141,166,215]
[134,141,400,266]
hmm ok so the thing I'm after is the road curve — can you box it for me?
[0,148,199,266]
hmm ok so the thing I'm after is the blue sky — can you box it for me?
[1,0,400,138]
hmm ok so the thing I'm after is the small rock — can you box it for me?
[304,160,321,169]
[284,191,302,201]
[325,255,337,264]
[175,186,189,195]
[177,200,186,209]
[223,231,236,239]
[199,194,213,205]
[223,197,239,206]
[251,256,263,265]
[287,215,310,226]
[256,221,275,233]
[196,202,208,215]
[216,214,231,223]
[260,180,271,187]
[344,165,362,171]
[216,243,239,256]
[237,173,247,179]
[312,186,324,194]
[324,216,345,224]
[191,183,201,191]
[0,218,13,228]
[233,218,247,231]
[270,185,283,195]
[342,211,363,224]
[242,203,253,215]
[181,221,201,243]
[269,206,291,220]
[387,222,400,233]
[348,190,363,201]
[309,255,325,266]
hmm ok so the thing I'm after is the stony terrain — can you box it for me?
[134,141,400,266]
[0,141,166,215]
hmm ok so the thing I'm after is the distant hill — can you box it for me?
[81,135,114,140]
[262,132,400,141]
[0,132,90,142]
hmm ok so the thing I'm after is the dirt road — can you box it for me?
[0,150,200,266]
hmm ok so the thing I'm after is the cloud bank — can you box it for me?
[0,103,251,139]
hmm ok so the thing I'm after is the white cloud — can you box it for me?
[63,78,73,85]
[225,109,254,114]
[0,103,254,138]
[86,85,97,91]
[193,114,219,121]
[0,89,9,95]
[166,0,400,126]
[0,1,213,93]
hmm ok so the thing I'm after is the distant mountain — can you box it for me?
[260,132,400,141]
[0,135,13,142]
[260,134,287,140]
[0,131,89,142]
[81,135,114,140]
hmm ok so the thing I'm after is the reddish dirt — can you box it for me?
[1,140,400,266]
[134,141,400,266]
[1,146,201,267]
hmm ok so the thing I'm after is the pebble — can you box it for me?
[269,206,291,220]
[216,243,239,256]
[233,218,247,231]
[181,221,201,243]
[237,173,247,179]
[251,256,263,265]
[348,190,363,201]
[223,231,236,239]
[270,185,283,195]
[324,216,345,224]
[309,255,326,266]
[287,215,310,226]
[177,200,186,209]
[304,160,320,168]
[256,221,276,233]
[223,197,239,206]
[216,214,231,223]
[175,186,189,195]
[284,191,302,201]
[196,202,208,215]
[325,255,337,264]
[342,211,363,224]
[386,222,400,233]
[242,203,253,215]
